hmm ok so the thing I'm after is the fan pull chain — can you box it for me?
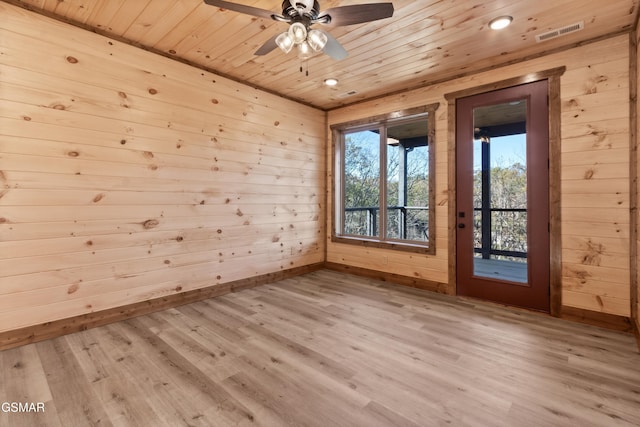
[299,58,309,77]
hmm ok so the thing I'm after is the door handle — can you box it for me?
[458,223,465,228]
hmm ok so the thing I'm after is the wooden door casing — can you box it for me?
[456,80,550,312]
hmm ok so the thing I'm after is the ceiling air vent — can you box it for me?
[337,90,358,99]
[535,21,584,43]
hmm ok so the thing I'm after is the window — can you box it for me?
[332,104,438,253]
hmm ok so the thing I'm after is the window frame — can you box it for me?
[331,104,439,255]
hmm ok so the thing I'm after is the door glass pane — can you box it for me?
[472,100,528,283]
[343,129,380,237]
[386,119,430,241]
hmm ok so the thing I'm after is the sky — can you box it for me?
[345,128,528,174]
[473,133,527,171]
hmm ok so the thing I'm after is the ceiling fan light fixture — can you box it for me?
[288,22,308,44]
[298,40,313,59]
[204,0,395,61]
[307,29,328,51]
[489,16,513,30]
[276,32,294,53]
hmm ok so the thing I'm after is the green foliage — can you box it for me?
[343,132,429,240]
[473,162,528,259]
[343,131,528,254]
[344,137,380,209]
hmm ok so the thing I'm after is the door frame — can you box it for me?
[456,80,549,311]
[444,66,565,316]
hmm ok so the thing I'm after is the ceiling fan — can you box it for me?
[203,0,394,60]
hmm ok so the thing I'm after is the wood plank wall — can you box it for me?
[635,22,640,339]
[0,3,326,333]
[327,35,631,317]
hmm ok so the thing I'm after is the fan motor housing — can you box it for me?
[282,0,321,20]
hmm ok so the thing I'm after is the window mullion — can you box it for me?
[338,132,346,235]
[379,125,387,241]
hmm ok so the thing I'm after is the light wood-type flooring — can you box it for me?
[1,270,639,426]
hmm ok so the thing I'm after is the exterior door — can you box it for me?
[456,80,550,312]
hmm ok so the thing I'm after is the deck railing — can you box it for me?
[473,207,527,259]
[344,206,429,241]
[344,205,528,259]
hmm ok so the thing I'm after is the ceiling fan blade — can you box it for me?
[321,3,394,27]
[323,32,348,60]
[254,34,279,56]
[203,0,275,20]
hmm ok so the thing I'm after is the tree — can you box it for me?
[473,161,527,261]
[343,131,429,240]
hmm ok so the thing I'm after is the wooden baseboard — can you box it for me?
[560,306,634,333]
[324,262,450,294]
[0,263,324,351]
[3,263,633,351]
[326,263,637,336]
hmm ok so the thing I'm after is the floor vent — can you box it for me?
[535,21,584,43]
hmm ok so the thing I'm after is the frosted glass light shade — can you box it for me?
[307,29,327,51]
[276,32,294,53]
[298,41,312,59]
[489,16,512,30]
[288,22,308,44]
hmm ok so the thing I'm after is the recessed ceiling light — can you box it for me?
[489,16,513,30]
[324,78,338,86]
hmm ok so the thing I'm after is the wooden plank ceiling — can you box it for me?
[8,0,639,109]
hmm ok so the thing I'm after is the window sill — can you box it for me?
[331,235,435,255]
